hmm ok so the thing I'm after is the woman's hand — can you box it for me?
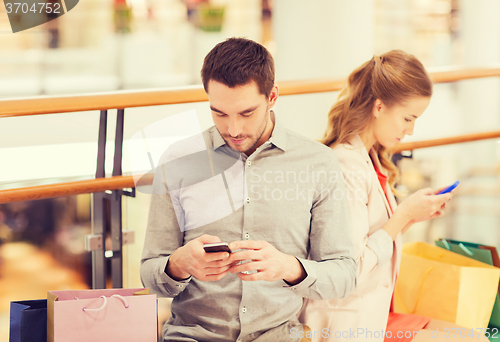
[384,188,453,240]
[397,188,453,224]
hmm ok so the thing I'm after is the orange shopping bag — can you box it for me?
[394,242,500,329]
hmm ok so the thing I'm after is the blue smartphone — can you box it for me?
[436,181,460,195]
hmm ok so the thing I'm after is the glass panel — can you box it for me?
[400,139,500,246]
[0,111,102,189]
[0,194,92,340]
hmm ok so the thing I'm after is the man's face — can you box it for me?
[207,80,278,155]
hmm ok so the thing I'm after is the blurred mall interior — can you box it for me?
[0,0,500,340]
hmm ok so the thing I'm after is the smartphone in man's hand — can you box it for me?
[203,242,232,253]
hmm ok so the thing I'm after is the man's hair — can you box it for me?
[201,37,275,98]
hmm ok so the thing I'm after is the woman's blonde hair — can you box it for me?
[322,50,433,195]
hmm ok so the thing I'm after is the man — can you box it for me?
[141,37,356,342]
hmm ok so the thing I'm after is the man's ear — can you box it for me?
[373,99,383,118]
[268,84,279,108]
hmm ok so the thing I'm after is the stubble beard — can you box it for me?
[220,105,270,154]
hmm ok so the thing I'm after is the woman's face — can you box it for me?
[371,96,431,148]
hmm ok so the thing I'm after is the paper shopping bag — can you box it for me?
[394,242,500,329]
[436,239,500,328]
[47,288,157,342]
[10,299,47,342]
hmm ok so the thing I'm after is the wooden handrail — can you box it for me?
[2,130,499,204]
[392,130,500,153]
[1,66,499,118]
[428,66,500,83]
[0,87,208,118]
[0,174,154,204]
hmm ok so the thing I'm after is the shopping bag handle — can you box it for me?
[440,239,451,250]
[395,267,434,314]
[458,243,474,256]
[82,295,129,312]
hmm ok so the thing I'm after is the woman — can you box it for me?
[299,50,487,342]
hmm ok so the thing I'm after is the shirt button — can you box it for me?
[247,160,251,166]
[242,306,247,313]
[246,197,250,203]
[245,233,249,240]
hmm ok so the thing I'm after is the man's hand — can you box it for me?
[228,240,306,285]
[166,234,233,282]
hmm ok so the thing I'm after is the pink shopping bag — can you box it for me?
[47,288,157,342]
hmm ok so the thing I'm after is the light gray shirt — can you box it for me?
[141,119,356,342]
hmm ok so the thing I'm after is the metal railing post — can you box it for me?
[110,109,125,288]
[92,110,108,289]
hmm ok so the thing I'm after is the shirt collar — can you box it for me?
[212,127,226,150]
[268,111,287,152]
[347,134,386,174]
[368,147,386,175]
[209,110,287,153]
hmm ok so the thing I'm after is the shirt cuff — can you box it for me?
[158,256,192,296]
[282,257,317,297]
[366,229,393,265]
